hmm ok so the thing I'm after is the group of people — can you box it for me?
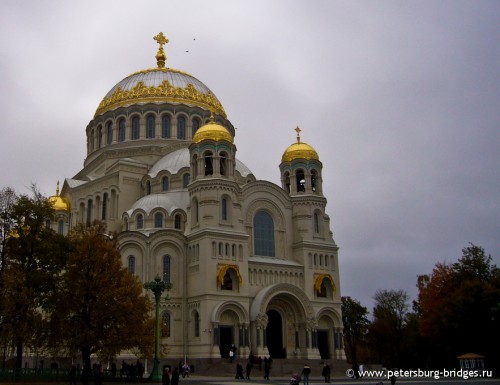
[289,362,331,385]
[162,361,192,385]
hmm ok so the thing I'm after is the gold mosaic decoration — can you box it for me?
[94,72,226,118]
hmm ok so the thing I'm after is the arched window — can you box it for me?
[220,151,227,176]
[146,115,155,138]
[177,116,186,139]
[194,311,200,337]
[174,214,181,229]
[124,217,129,231]
[136,214,144,229]
[162,176,169,191]
[314,212,320,234]
[118,118,126,142]
[162,311,171,337]
[162,115,171,138]
[183,173,190,188]
[192,118,200,136]
[57,220,64,235]
[131,116,140,140]
[107,122,113,145]
[163,255,171,282]
[89,130,94,151]
[128,255,136,274]
[221,197,228,221]
[253,210,275,257]
[284,172,291,192]
[204,151,213,176]
[222,271,233,290]
[154,212,163,228]
[97,126,103,148]
[146,181,151,195]
[311,169,318,192]
[296,169,305,192]
[192,154,198,177]
[102,192,108,220]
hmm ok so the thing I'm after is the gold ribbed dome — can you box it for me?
[94,33,226,118]
[281,127,319,162]
[193,116,233,144]
[48,182,70,211]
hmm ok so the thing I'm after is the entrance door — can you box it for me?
[219,326,233,358]
[317,329,330,359]
[266,310,286,358]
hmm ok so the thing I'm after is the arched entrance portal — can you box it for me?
[266,310,285,358]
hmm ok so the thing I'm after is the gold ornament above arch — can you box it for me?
[314,274,335,293]
[217,264,243,286]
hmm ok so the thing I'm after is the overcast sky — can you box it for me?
[1,0,498,313]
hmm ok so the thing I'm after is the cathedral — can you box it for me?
[50,33,345,363]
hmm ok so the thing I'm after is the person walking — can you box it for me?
[263,357,271,380]
[171,367,180,385]
[162,367,171,385]
[245,360,253,380]
[235,362,244,379]
[301,363,311,385]
[322,363,331,383]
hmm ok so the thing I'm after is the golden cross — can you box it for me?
[154,32,169,48]
[295,126,301,143]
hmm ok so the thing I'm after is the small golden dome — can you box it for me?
[281,127,319,163]
[192,116,233,144]
[48,182,70,211]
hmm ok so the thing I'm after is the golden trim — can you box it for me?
[314,274,335,292]
[217,264,243,286]
[95,78,226,118]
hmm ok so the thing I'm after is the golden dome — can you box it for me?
[48,182,70,211]
[281,127,319,163]
[193,116,233,144]
[94,33,225,118]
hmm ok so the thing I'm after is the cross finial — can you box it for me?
[295,126,301,143]
[56,181,60,196]
[153,32,169,68]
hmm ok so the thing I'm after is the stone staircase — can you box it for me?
[184,358,350,378]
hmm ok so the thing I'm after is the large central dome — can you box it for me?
[95,68,226,118]
[94,33,225,118]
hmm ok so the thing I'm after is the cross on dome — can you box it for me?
[153,32,169,68]
[295,126,302,143]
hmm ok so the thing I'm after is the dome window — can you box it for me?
[314,211,320,234]
[131,116,140,140]
[162,115,171,138]
[97,126,103,148]
[57,220,64,235]
[221,197,228,221]
[154,212,163,228]
[311,169,318,192]
[177,116,186,139]
[183,173,190,188]
[136,214,144,229]
[146,115,156,139]
[106,122,113,145]
[220,151,228,176]
[174,214,181,229]
[118,119,126,142]
[102,193,108,220]
[192,118,200,137]
[162,176,169,191]
[146,181,151,195]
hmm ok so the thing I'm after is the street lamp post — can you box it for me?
[144,276,172,382]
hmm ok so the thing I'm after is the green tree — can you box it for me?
[341,296,370,365]
[0,187,68,370]
[49,222,154,368]
[417,244,500,369]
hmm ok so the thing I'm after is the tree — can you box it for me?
[417,244,500,369]
[0,187,68,370]
[368,289,411,368]
[341,296,370,365]
[49,222,154,368]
